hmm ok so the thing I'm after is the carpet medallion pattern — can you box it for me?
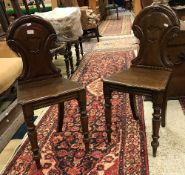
[2,51,149,175]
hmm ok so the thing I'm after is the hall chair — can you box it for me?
[6,15,89,169]
[103,5,181,157]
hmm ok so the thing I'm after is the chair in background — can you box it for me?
[106,0,119,19]
[103,5,180,157]
[6,15,89,169]
[80,7,100,42]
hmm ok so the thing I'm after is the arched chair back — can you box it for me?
[6,15,61,84]
[132,4,180,69]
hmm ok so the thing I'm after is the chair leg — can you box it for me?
[79,37,84,57]
[103,84,112,143]
[129,94,140,120]
[57,102,64,132]
[74,41,80,67]
[78,89,89,152]
[151,93,163,157]
[22,105,41,169]
[161,92,167,127]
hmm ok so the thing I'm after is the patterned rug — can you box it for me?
[99,11,133,36]
[83,35,138,53]
[2,50,149,175]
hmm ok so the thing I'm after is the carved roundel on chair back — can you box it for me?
[6,15,61,84]
[132,5,180,69]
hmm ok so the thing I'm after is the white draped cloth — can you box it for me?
[35,7,83,42]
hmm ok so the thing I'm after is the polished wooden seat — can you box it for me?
[104,68,171,91]
[6,15,89,169]
[103,4,180,157]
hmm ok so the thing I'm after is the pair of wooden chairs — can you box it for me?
[6,4,181,169]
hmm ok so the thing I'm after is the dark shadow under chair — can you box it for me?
[6,15,90,169]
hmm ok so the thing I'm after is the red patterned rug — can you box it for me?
[2,50,149,175]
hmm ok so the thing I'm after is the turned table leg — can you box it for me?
[67,42,74,75]
[22,105,41,169]
[161,92,167,127]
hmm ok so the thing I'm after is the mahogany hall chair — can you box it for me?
[103,4,180,157]
[6,15,89,169]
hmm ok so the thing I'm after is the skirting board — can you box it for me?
[0,100,24,152]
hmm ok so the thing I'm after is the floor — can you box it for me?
[1,7,185,175]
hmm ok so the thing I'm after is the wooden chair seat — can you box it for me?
[103,68,171,91]
[18,77,84,105]
[0,57,22,94]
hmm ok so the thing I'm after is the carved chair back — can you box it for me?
[132,4,180,70]
[6,15,61,84]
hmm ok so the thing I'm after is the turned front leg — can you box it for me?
[78,89,89,152]
[22,105,41,169]
[151,93,163,157]
[103,84,112,143]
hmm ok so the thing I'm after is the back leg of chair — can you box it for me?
[129,94,140,120]
[78,89,90,152]
[57,102,64,132]
[161,92,168,127]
